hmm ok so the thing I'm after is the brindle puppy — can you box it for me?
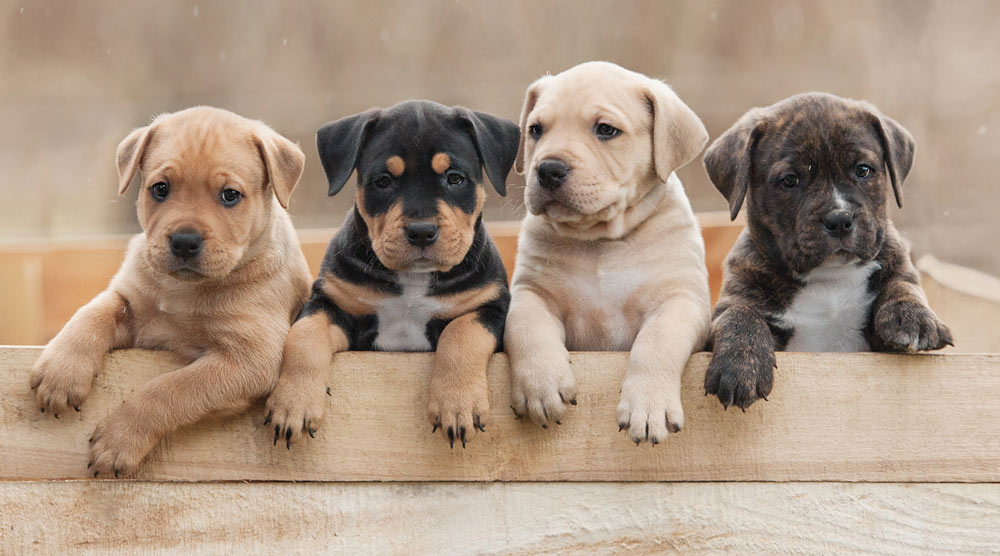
[704,92,952,410]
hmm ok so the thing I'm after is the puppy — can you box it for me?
[506,61,711,445]
[704,92,953,410]
[264,100,518,448]
[28,107,311,476]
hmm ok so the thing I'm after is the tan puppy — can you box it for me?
[506,62,710,444]
[28,107,311,476]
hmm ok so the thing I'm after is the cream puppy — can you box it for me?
[506,61,710,444]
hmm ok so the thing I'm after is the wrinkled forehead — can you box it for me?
[533,77,649,130]
[142,118,263,180]
[360,113,479,173]
[761,106,883,163]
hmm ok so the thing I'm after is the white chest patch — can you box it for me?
[373,272,444,351]
[778,258,881,352]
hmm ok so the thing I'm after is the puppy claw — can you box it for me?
[74,405,81,412]
[447,427,455,449]
[326,386,332,397]
[431,424,439,434]
[113,469,119,479]
[273,424,280,446]
[459,426,466,449]
[285,428,292,450]
[308,429,316,439]
[263,410,273,426]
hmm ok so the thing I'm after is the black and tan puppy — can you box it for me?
[704,92,952,410]
[265,100,517,448]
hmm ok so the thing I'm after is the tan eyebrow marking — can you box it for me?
[431,153,451,174]
[386,156,405,177]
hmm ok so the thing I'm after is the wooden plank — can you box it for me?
[2,348,998,482]
[0,215,747,344]
[1,481,998,555]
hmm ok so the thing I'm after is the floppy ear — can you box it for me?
[315,110,379,196]
[514,76,549,175]
[867,111,914,209]
[703,109,767,221]
[254,126,305,209]
[116,125,155,195]
[642,79,709,182]
[456,108,520,196]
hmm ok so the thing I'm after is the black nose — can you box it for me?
[404,222,439,247]
[536,159,570,190]
[822,210,856,237]
[170,231,203,260]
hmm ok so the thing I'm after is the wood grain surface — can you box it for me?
[2,481,998,555]
[2,347,997,482]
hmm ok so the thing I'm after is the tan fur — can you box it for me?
[321,273,390,316]
[432,282,501,321]
[356,183,485,273]
[431,152,451,174]
[427,312,496,444]
[265,311,350,439]
[28,106,311,476]
[506,62,711,444]
[386,155,405,177]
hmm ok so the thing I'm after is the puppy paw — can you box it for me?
[264,373,328,449]
[705,342,775,411]
[427,375,489,449]
[28,348,97,418]
[616,375,683,445]
[875,299,953,352]
[88,404,158,478]
[510,356,577,428]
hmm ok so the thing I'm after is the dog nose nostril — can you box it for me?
[170,232,204,260]
[536,159,570,190]
[822,210,855,237]
[404,222,440,247]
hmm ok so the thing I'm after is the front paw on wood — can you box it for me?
[705,343,775,411]
[875,300,954,352]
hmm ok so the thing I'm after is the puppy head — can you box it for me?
[516,61,707,238]
[117,106,305,281]
[705,92,914,274]
[317,100,518,272]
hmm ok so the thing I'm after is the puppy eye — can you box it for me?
[219,188,242,207]
[150,182,170,202]
[855,164,874,179]
[528,124,543,140]
[778,174,800,189]
[446,172,465,186]
[373,175,392,189]
[594,123,621,140]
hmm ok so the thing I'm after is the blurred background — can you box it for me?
[2,0,999,347]
[2,0,999,272]
[2,0,999,273]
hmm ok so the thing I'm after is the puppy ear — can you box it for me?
[868,111,914,208]
[642,80,709,183]
[703,110,767,221]
[315,110,379,196]
[515,76,549,175]
[254,126,305,209]
[456,108,520,196]
[116,125,155,195]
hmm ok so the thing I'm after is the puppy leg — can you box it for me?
[428,312,496,448]
[30,290,132,417]
[618,295,707,444]
[872,258,953,352]
[506,290,576,428]
[89,348,278,477]
[265,312,349,448]
[705,304,776,410]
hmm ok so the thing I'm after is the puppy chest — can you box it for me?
[562,267,651,350]
[373,273,444,351]
[778,261,880,352]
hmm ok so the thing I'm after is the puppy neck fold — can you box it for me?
[545,173,679,241]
